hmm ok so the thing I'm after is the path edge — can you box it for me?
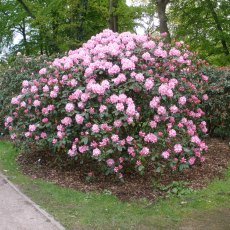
[0,172,66,230]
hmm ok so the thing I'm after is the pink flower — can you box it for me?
[52,138,58,144]
[99,105,107,113]
[126,136,133,144]
[174,144,183,153]
[10,133,17,140]
[57,131,65,139]
[6,116,13,123]
[110,94,119,104]
[81,93,90,102]
[92,124,100,133]
[42,107,48,115]
[170,105,179,113]
[108,65,120,75]
[57,125,64,131]
[114,120,122,128]
[22,80,29,87]
[158,84,172,97]
[162,151,170,159]
[180,157,187,163]
[61,117,72,126]
[50,91,57,98]
[75,114,84,124]
[126,104,136,116]
[42,118,49,123]
[202,94,208,100]
[93,148,101,157]
[119,94,127,103]
[150,121,157,128]
[114,167,119,173]
[142,52,151,61]
[116,103,124,111]
[191,135,201,145]
[168,129,177,137]
[20,101,26,107]
[43,85,49,93]
[127,117,133,124]
[40,132,47,138]
[144,133,158,143]
[29,124,36,132]
[178,96,187,105]
[135,73,144,82]
[169,48,181,57]
[143,40,156,49]
[106,158,115,167]
[70,79,77,87]
[33,100,41,107]
[157,106,166,115]
[79,145,89,153]
[39,68,47,75]
[65,103,75,112]
[201,75,209,82]
[68,149,76,157]
[149,97,159,109]
[11,97,20,105]
[121,58,135,70]
[144,78,154,90]
[47,104,55,111]
[53,86,59,92]
[25,132,32,137]
[140,147,150,156]
[111,134,119,142]
[31,86,38,93]
[189,157,196,165]
[154,48,167,58]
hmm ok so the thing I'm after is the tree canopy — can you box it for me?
[1,0,230,65]
[0,0,144,56]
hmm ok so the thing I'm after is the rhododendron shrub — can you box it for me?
[0,54,53,133]
[5,29,209,178]
[201,67,230,138]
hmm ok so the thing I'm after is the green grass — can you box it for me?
[0,141,230,229]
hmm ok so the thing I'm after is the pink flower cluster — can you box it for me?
[6,29,209,178]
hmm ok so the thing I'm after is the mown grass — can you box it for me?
[0,141,230,230]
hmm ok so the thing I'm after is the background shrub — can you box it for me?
[201,67,230,138]
[5,30,209,178]
[0,54,54,134]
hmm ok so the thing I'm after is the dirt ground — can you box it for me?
[17,138,230,201]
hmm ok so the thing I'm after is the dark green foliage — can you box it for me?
[202,67,230,138]
[0,0,143,56]
[0,54,52,133]
[168,0,230,65]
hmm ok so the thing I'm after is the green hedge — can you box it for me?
[202,67,230,138]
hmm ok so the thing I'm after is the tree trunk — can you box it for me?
[155,0,171,42]
[16,0,35,19]
[21,18,29,55]
[77,0,88,40]
[206,0,229,55]
[109,0,118,32]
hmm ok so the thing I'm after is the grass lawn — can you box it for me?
[0,140,230,229]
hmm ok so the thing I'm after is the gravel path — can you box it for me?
[0,173,65,230]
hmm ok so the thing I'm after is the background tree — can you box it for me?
[1,0,143,56]
[169,0,230,64]
[109,0,119,31]
[155,0,171,41]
